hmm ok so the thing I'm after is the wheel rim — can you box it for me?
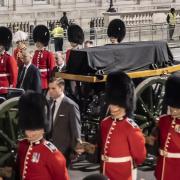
[135,76,167,133]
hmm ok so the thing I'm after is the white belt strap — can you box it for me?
[160,149,180,158]
[101,155,132,163]
[39,69,48,72]
[0,73,10,77]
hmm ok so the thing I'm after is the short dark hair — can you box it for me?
[85,40,93,45]
[49,77,65,87]
[171,8,175,12]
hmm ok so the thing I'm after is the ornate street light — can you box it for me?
[107,0,116,12]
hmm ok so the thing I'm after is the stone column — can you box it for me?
[13,0,16,10]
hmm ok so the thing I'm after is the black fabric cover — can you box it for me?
[66,41,174,75]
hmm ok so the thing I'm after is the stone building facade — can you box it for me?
[0,0,180,29]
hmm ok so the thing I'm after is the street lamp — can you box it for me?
[107,0,116,12]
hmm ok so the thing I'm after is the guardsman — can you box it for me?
[32,25,55,94]
[100,71,146,180]
[66,24,84,64]
[13,30,28,69]
[152,72,180,180]
[107,19,126,44]
[16,91,69,180]
[0,27,18,95]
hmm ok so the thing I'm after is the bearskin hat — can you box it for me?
[67,24,84,45]
[13,30,28,43]
[164,71,180,108]
[0,27,12,51]
[33,25,50,46]
[106,71,135,117]
[107,19,126,43]
[18,91,51,132]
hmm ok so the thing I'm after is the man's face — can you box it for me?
[25,129,44,142]
[36,42,44,50]
[22,50,31,65]
[55,53,64,66]
[70,42,78,48]
[84,43,93,48]
[48,81,64,99]
[110,37,118,44]
[109,104,126,118]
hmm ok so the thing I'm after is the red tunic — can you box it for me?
[155,115,180,180]
[17,139,69,180]
[13,48,24,68]
[0,52,18,94]
[32,49,55,89]
[100,116,146,180]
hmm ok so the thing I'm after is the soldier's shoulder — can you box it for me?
[159,114,168,119]
[18,138,28,146]
[18,138,27,142]
[43,141,58,153]
[126,118,139,128]
[101,116,111,122]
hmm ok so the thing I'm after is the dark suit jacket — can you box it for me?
[17,64,42,93]
[51,65,66,77]
[52,95,81,155]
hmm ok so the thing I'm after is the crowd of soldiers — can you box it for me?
[0,18,180,180]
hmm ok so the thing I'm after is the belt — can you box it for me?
[39,69,48,72]
[101,155,132,163]
[0,73,10,77]
[160,149,180,158]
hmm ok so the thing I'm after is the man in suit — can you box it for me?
[17,49,41,93]
[51,52,66,77]
[48,77,81,167]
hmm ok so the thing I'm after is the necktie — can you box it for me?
[19,66,26,87]
[51,100,56,122]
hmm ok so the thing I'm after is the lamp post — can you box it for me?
[107,0,116,12]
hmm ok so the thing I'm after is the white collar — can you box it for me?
[54,93,64,104]
[24,62,31,69]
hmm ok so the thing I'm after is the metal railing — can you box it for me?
[9,22,180,53]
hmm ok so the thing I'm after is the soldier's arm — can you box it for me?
[48,52,55,76]
[69,103,81,150]
[128,127,147,165]
[47,150,69,180]
[7,56,18,87]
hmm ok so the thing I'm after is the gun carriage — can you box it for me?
[0,41,180,178]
